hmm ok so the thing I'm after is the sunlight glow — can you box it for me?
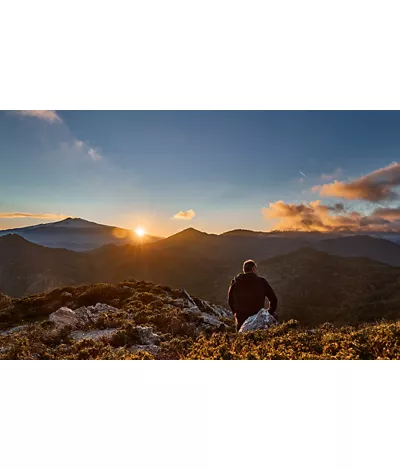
[135,227,146,237]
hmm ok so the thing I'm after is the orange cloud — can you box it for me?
[314,162,400,201]
[172,209,196,220]
[0,213,68,220]
[371,207,400,221]
[13,110,62,124]
[263,200,363,232]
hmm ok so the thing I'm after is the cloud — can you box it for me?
[172,209,196,220]
[88,148,102,161]
[320,168,343,182]
[314,162,400,201]
[0,213,68,220]
[74,139,85,150]
[74,139,102,161]
[12,113,102,163]
[262,200,400,232]
[263,200,364,232]
[370,207,400,221]
[13,110,62,124]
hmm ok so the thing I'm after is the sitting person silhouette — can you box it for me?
[228,259,278,331]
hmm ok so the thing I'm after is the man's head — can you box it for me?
[243,259,258,274]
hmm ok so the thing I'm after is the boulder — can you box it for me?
[135,326,160,345]
[239,309,278,333]
[50,303,121,329]
[49,307,79,328]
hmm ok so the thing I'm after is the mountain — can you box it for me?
[314,235,400,266]
[1,279,400,360]
[0,217,161,251]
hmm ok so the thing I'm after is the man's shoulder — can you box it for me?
[230,273,242,284]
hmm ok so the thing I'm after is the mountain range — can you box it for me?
[2,219,400,327]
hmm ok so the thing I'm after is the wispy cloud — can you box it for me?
[13,110,62,124]
[172,209,196,220]
[74,139,102,161]
[0,212,68,220]
[88,148,102,161]
[11,112,102,163]
[313,162,400,202]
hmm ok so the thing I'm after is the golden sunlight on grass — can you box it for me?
[135,227,146,237]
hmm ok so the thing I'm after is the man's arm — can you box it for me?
[264,279,278,318]
[228,279,236,313]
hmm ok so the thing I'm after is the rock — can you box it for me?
[61,291,73,298]
[50,303,121,329]
[70,329,117,341]
[202,300,233,319]
[182,289,199,308]
[200,312,224,327]
[74,303,119,324]
[49,307,78,328]
[135,326,160,345]
[239,309,278,333]
[183,306,202,316]
[0,325,29,336]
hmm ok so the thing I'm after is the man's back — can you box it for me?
[228,272,277,329]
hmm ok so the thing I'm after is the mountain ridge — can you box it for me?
[0,217,161,251]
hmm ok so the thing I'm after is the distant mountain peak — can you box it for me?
[170,227,209,237]
[52,217,102,228]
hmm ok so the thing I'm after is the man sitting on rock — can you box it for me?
[228,259,278,331]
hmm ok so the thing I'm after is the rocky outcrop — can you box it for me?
[180,289,232,327]
[70,329,117,341]
[239,309,278,333]
[49,303,120,329]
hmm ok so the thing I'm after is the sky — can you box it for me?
[2,110,400,236]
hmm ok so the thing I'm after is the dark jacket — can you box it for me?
[228,272,278,327]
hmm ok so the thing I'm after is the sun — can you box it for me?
[135,227,146,237]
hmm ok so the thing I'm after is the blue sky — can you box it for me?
[1,110,400,235]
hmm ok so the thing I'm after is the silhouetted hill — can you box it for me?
[0,235,98,296]
[0,217,161,251]
[258,248,400,326]
[314,235,400,266]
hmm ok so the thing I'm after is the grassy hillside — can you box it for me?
[1,281,400,360]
